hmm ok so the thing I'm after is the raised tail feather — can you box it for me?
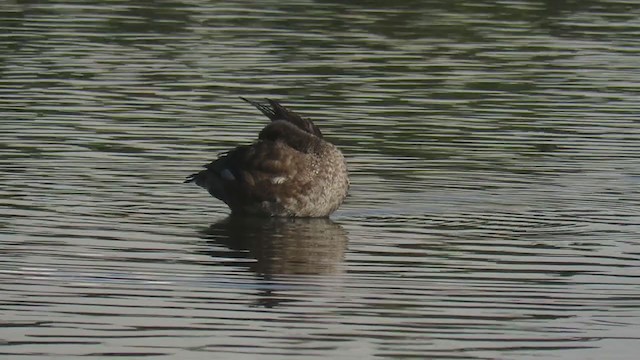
[240,97,278,121]
[240,97,322,138]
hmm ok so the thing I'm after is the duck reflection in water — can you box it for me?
[200,216,348,276]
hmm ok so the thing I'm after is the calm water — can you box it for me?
[2,0,640,359]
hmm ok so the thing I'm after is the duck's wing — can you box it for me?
[184,148,244,203]
[241,97,323,138]
[185,140,312,211]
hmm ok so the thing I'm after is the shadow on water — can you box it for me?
[199,217,349,276]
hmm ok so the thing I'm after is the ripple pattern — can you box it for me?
[2,1,640,359]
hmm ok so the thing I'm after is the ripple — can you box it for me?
[2,1,640,359]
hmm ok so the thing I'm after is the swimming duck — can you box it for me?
[185,98,349,217]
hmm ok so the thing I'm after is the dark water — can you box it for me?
[2,1,640,359]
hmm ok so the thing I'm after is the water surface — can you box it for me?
[2,1,640,359]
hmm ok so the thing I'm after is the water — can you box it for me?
[2,0,640,359]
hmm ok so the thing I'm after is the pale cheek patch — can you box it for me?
[271,176,287,184]
[220,169,236,181]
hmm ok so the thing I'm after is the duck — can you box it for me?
[185,98,349,217]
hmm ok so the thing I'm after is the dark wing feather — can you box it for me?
[185,141,311,208]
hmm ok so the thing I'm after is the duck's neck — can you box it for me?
[258,120,323,154]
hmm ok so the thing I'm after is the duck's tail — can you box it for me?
[185,151,242,204]
[184,173,199,184]
[240,97,323,138]
[185,167,228,203]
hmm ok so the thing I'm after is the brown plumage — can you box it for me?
[185,98,349,217]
